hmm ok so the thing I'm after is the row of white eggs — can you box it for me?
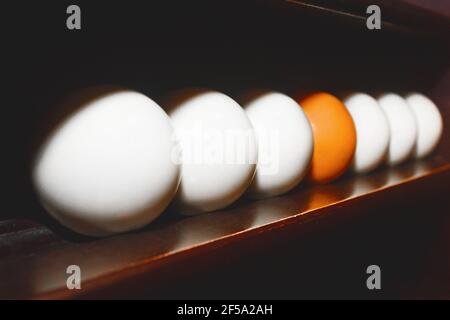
[32,88,443,237]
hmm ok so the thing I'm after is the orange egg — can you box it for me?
[298,92,357,184]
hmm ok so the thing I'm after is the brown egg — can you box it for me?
[298,92,357,184]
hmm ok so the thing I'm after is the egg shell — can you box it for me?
[32,87,181,237]
[298,92,357,184]
[404,92,443,158]
[343,92,390,174]
[241,91,313,198]
[376,93,417,166]
[165,89,258,215]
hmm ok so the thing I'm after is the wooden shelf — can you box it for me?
[0,154,449,299]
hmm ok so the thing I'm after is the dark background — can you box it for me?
[405,0,450,17]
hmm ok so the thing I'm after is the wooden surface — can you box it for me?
[0,154,449,299]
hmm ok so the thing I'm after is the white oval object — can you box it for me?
[166,89,257,215]
[33,88,181,237]
[242,91,313,197]
[376,93,417,166]
[404,92,443,158]
[343,92,390,173]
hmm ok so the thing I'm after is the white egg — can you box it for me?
[241,91,313,197]
[165,89,257,215]
[376,93,417,166]
[404,93,443,158]
[343,92,390,174]
[33,87,181,237]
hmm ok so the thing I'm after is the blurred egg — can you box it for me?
[343,92,390,174]
[404,93,443,158]
[32,87,181,237]
[298,92,356,184]
[241,91,313,198]
[376,93,417,165]
[165,89,257,215]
